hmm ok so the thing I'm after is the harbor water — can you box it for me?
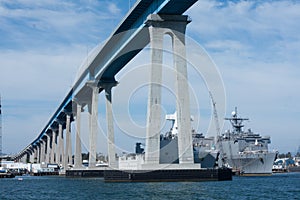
[1,173,299,200]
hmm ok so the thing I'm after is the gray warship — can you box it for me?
[218,108,277,175]
[159,112,218,168]
[119,112,218,169]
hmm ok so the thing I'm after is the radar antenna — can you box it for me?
[225,107,249,134]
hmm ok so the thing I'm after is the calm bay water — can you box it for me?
[1,173,299,200]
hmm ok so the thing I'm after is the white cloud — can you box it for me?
[204,39,245,52]
[108,3,121,15]
[0,47,84,100]
[0,0,122,50]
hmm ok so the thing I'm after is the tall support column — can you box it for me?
[173,17,194,164]
[25,152,29,163]
[40,140,45,163]
[50,130,56,164]
[55,128,60,163]
[74,102,82,168]
[29,151,34,163]
[144,17,164,165]
[46,134,51,163]
[58,123,64,166]
[26,153,30,163]
[101,82,117,168]
[88,83,99,168]
[42,140,47,163]
[68,118,72,165]
[21,154,27,163]
[36,145,40,163]
[64,114,72,169]
[33,148,37,163]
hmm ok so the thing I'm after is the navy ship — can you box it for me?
[119,112,218,169]
[218,108,277,175]
[159,112,218,168]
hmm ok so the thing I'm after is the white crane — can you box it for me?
[209,91,225,167]
[209,92,220,136]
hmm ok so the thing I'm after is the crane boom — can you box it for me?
[209,91,225,167]
[209,91,220,136]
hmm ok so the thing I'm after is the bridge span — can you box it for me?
[13,0,199,172]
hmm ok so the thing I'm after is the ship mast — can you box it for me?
[225,107,249,134]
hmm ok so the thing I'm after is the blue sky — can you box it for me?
[0,0,299,154]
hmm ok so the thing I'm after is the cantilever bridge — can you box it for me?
[13,0,199,171]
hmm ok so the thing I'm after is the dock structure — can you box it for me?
[12,0,232,182]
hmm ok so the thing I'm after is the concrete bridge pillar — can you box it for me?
[172,17,194,164]
[74,102,82,168]
[144,14,194,165]
[46,134,51,163]
[58,123,64,166]
[43,140,47,163]
[40,140,45,163]
[36,144,40,163]
[33,148,37,163]
[144,15,164,165]
[29,151,35,163]
[21,154,27,163]
[55,128,60,164]
[101,81,118,168]
[64,114,72,169]
[50,129,57,164]
[87,81,99,168]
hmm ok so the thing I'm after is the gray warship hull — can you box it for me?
[160,137,218,168]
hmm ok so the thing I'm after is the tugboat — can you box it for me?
[218,107,277,175]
